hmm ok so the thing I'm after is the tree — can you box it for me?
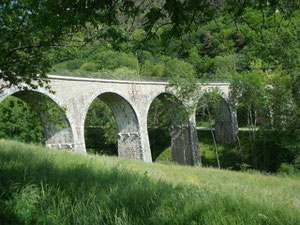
[234,29,245,52]
[0,0,128,90]
[1,0,297,90]
[230,61,266,169]
[203,32,213,55]
[0,92,67,144]
[0,96,44,143]
[196,89,223,169]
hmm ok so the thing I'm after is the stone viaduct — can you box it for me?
[0,75,238,166]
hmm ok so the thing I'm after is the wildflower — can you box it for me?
[188,175,198,184]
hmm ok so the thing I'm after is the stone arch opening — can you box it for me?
[147,97,172,162]
[84,98,117,155]
[147,92,198,165]
[0,89,74,149]
[195,90,238,167]
[84,92,142,160]
[196,90,237,144]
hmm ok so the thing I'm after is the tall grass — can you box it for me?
[0,140,299,225]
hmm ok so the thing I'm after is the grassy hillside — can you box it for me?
[0,140,299,225]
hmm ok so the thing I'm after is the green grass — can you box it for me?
[196,120,215,128]
[1,140,300,225]
[197,131,242,170]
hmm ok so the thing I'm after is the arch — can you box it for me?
[0,86,76,149]
[195,89,238,144]
[145,90,178,119]
[83,89,143,160]
[146,91,199,165]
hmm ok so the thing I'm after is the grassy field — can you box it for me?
[0,140,299,225]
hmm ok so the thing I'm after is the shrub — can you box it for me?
[239,163,251,172]
[294,154,300,170]
[64,59,86,70]
[277,163,296,175]
[79,62,99,72]
[155,146,172,162]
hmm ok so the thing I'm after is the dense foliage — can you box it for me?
[0,96,44,143]
[1,0,298,90]
[0,92,68,145]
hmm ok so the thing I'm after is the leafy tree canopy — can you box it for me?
[1,0,298,90]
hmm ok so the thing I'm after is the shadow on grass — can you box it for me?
[0,143,297,225]
[0,146,201,225]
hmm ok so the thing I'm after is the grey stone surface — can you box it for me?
[0,75,235,166]
[215,98,238,144]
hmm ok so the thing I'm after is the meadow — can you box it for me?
[0,140,299,225]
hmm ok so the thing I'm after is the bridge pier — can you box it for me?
[70,122,86,154]
[188,113,202,166]
[170,118,201,166]
[117,132,142,159]
[214,98,238,144]
[138,113,153,162]
[43,119,75,150]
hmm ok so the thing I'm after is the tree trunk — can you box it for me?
[236,134,244,163]
[207,107,220,169]
[248,109,255,168]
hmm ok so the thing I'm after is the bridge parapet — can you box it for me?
[50,69,230,83]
